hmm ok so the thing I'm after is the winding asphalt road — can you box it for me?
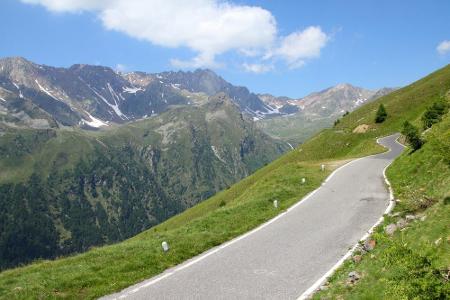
[104,134,404,300]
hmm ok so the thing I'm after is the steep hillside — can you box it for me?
[314,102,450,299]
[1,64,447,299]
[0,93,287,269]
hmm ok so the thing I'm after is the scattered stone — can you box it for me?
[385,223,397,236]
[420,215,427,222]
[348,271,360,279]
[405,214,416,221]
[396,218,407,229]
[319,284,329,291]
[352,255,362,263]
[442,268,450,281]
[364,239,376,251]
[435,238,442,246]
[419,196,437,209]
[355,244,366,255]
[390,212,401,217]
[347,271,361,284]
[370,254,376,259]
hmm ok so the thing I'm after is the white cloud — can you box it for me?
[170,53,222,69]
[115,63,128,72]
[21,0,329,71]
[21,0,108,12]
[437,40,450,55]
[242,63,273,74]
[267,26,328,69]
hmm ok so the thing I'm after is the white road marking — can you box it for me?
[297,135,402,300]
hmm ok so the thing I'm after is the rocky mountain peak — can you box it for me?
[0,56,34,68]
[321,83,371,95]
[0,56,39,78]
[258,83,396,120]
[193,68,216,75]
[69,64,118,78]
[331,83,356,90]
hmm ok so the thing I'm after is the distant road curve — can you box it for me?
[103,134,404,300]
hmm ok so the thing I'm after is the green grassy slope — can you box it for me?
[0,64,449,299]
[308,66,450,299]
[0,129,100,183]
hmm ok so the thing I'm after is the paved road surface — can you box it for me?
[104,134,404,300]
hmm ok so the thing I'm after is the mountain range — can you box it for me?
[0,57,396,132]
[0,57,289,269]
[257,84,397,145]
[0,57,277,130]
[259,84,396,118]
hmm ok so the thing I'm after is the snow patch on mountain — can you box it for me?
[246,104,281,121]
[106,83,129,119]
[123,86,143,94]
[211,146,226,163]
[81,78,128,120]
[354,98,367,106]
[35,79,63,102]
[81,111,108,128]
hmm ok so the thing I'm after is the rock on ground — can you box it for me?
[385,223,397,236]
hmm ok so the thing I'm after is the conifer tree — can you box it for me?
[402,121,423,150]
[375,104,387,123]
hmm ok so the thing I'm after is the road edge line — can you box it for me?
[297,136,401,300]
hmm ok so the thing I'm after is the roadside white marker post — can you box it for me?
[321,164,325,171]
[273,199,278,208]
[301,177,306,184]
[162,241,169,252]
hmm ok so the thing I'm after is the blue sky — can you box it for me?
[1,0,449,98]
